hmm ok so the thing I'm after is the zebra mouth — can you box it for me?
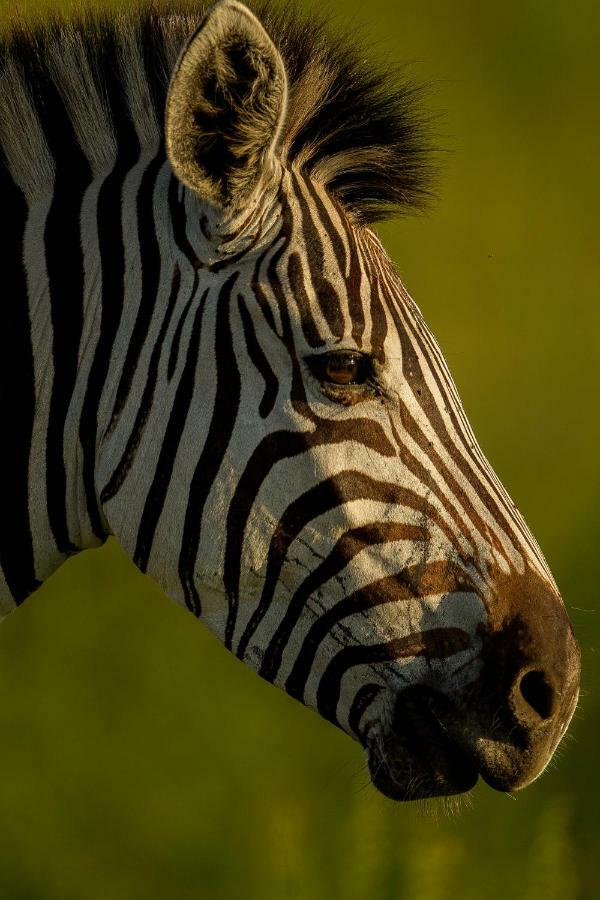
[365,686,480,801]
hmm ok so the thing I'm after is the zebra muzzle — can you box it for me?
[364,609,580,802]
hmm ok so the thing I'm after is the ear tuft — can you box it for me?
[166,0,287,210]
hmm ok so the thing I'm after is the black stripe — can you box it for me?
[385,401,482,557]
[223,418,397,651]
[259,522,426,683]
[100,265,180,503]
[303,179,348,278]
[234,468,434,662]
[251,241,280,337]
[132,289,208,572]
[293,173,345,340]
[178,273,242,616]
[0,165,39,602]
[237,294,279,418]
[287,252,326,348]
[348,684,382,739]
[223,431,310,649]
[221,203,308,650]
[286,568,476,702]
[316,629,472,725]
[168,176,202,270]
[345,225,367,348]
[167,276,196,382]
[360,239,388,360]
[79,31,142,537]
[105,152,165,436]
[390,299,512,564]
[305,183,368,350]
[33,64,92,553]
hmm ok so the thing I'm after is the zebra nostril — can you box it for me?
[516,669,556,722]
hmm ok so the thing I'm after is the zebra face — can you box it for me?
[196,171,578,802]
[100,0,579,800]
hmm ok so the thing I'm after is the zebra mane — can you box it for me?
[0,1,435,223]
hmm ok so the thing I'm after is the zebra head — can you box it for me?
[96,1,580,800]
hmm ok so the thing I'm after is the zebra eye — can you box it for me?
[309,351,371,386]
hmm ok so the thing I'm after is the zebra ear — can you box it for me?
[165,0,287,211]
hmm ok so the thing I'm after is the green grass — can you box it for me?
[1,0,599,897]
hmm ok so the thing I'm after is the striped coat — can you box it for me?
[0,0,579,800]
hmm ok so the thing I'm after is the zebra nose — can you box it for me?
[449,617,580,793]
[510,666,558,726]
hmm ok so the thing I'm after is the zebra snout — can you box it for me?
[462,601,581,792]
[365,598,580,801]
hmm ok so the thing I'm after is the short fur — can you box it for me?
[0,0,435,223]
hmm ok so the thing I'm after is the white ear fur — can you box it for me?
[165,0,287,211]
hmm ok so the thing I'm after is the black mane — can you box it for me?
[0,1,435,223]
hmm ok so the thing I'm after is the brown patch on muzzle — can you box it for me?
[365,564,580,801]
[450,563,580,791]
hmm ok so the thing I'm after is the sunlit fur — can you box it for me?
[0,0,579,801]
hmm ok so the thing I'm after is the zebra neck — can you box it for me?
[0,136,281,617]
[0,151,184,611]
[1,185,117,612]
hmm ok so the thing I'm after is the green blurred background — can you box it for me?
[1,0,599,897]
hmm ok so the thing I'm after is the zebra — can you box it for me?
[0,0,580,801]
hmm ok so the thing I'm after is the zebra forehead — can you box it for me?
[0,1,435,223]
